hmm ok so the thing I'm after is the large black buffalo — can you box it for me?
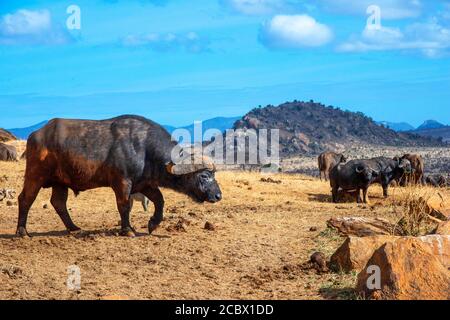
[16,115,222,237]
[364,157,412,197]
[330,161,379,203]
[330,157,411,203]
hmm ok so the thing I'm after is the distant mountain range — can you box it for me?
[376,121,415,132]
[3,109,450,147]
[377,119,449,143]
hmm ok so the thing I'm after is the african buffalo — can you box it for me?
[425,174,447,188]
[363,157,412,198]
[16,115,222,238]
[0,143,18,162]
[330,161,379,203]
[318,151,347,181]
[398,154,424,185]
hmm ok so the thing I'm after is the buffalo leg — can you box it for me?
[382,184,389,198]
[331,186,339,203]
[50,185,80,232]
[16,179,42,237]
[142,187,164,234]
[362,188,369,204]
[113,182,135,237]
[356,189,362,203]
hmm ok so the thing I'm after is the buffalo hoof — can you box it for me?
[16,227,30,238]
[119,228,136,238]
[148,221,160,234]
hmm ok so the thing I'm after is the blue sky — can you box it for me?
[0,0,450,128]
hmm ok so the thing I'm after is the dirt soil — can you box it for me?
[1,149,448,300]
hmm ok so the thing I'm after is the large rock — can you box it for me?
[327,217,402,237]
[356,238,450,300]
[330,236,398,273]
[425,196,450,221]
[0,128,17,143]
[331,235,450,273]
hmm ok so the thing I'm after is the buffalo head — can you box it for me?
[166,156,222,203]
[355,165,378,183]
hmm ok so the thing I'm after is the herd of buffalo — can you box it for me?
[0,115,449,237]
[318,151,449,204]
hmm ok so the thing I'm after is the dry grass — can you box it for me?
[387,186,438,236]
[0,147,449,300]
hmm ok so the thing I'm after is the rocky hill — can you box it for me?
[232,101,446,157]
[0,128,17,143]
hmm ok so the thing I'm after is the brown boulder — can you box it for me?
[327,217,402,237]
[356,238,450,300]
[331,235,450,273]
[330,236,398,273]
[426,196,450,221]
[0,129,17,143]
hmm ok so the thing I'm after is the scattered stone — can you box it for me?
[309,227,318,232]
[0,188,16,201]
[309,252,328,272]
[6,200,14,207]
[204,221,216,231]
[43,204,49,209]
[356,238,450,300]
[327,217,403,237]
[1,266,23,278]
[166,218,190,233]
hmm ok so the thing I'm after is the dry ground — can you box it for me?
[0,155,448,300]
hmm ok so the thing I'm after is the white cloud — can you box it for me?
[316,0,422,19]
[0,9,73,45]
[123,32,209,53]
[259,14,333,48]
[221,0,286,15]
[338,19,450,57]
[0,9,51,35]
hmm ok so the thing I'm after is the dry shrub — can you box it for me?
[390,185,439,236]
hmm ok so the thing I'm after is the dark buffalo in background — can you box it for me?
[363,157,412,198]
[0,143,18,162]
[425,174,448,188]
[318,151,347,181]
[330,161,379,203]
[398,153,424,186]
[16,115,222,238]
